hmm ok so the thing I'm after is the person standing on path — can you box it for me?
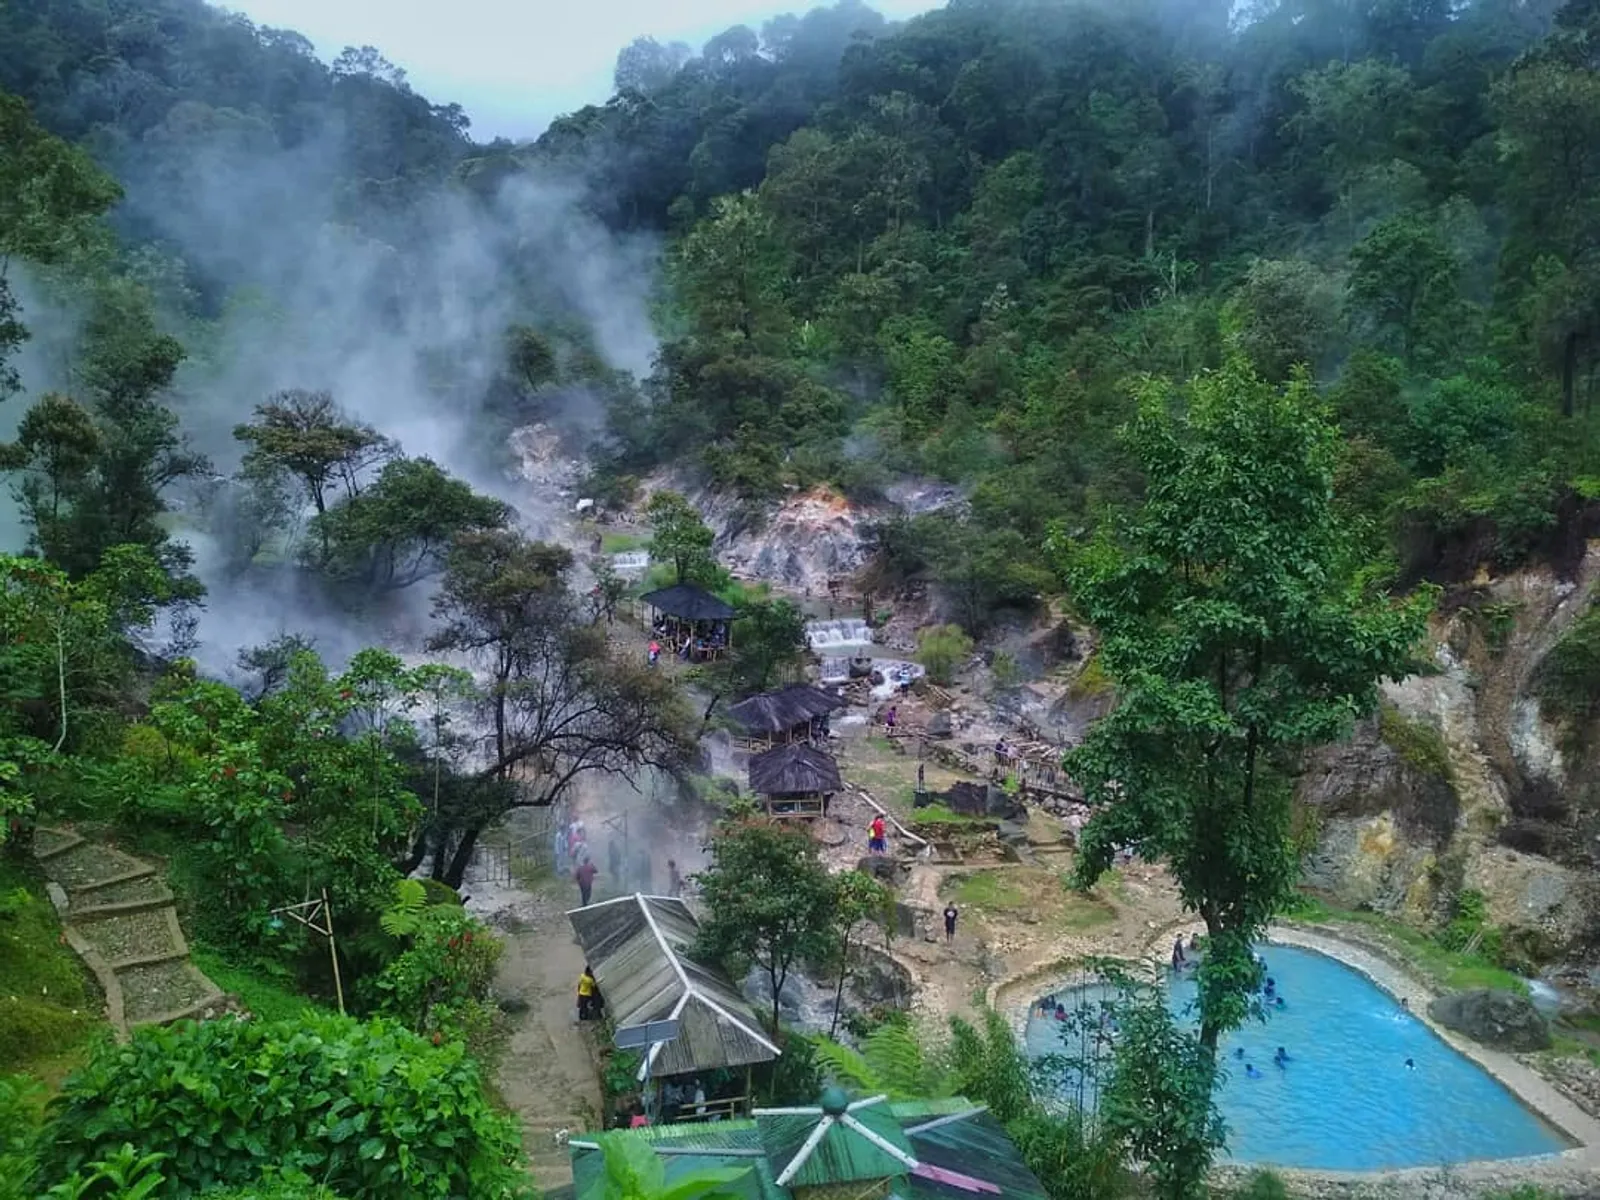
[667,859,683,898]
[575,856,598,906]
[868,814,887,856]
[943,904,958,944]
[576,964,597,1021]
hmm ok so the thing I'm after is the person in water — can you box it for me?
[1405,1058,1416,1070]
[1233,1046,1245,1060]
[1273,1046,1289,1067]
[1171,936,1186,970]
[1274,995,1286,1010]
[1245,1063,1262,1079]
[1264,976,1276,994]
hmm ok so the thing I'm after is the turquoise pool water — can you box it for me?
[1023,944,1572,1171]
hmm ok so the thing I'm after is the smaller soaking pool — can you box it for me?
[1024,944,1573,1171]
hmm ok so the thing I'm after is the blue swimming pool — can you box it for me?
[1024,944,1572,1171]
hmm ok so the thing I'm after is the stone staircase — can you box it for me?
[33,826,225,1039]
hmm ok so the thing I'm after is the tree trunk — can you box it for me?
[443,825,481,890]
[1562,330,1577,419]
[829,931,850,1038]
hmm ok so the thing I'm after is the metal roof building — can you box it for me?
[566,1093,1051,1200]
[567,893,780,1083]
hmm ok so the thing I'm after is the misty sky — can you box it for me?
[228,0,941,141]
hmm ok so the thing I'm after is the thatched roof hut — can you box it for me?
[727,684,845,741]
[748,744,842,799]
[640,583,736,623]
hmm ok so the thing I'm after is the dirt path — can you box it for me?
[478,876,603,1193]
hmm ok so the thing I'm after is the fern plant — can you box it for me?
[379,879,428,938]
[811,1019,955,1101]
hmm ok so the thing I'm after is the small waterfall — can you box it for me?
[819,656,851,683]
[806,618,872,650]
[611,549,650,577]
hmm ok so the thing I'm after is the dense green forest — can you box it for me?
[563,0,1600,615]
[2,0,1599,1195]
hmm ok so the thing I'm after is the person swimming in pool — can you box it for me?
[1404,1058,1416,1070]
[1264,976,1276,994]
[1233,1047,1245,1060]
[1245,1063,1262,1079]
[1273,1046,1289,1067]
[1273,995,1286,1010]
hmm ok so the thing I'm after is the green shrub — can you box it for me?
[39,1013,530,1198]
[917,624,974,685]
[1377,704,1453,781]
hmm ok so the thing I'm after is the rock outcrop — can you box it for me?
[1428,988,1552,1052]
[1297,548,1600,974]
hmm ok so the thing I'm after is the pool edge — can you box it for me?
[993,920,1600,1192]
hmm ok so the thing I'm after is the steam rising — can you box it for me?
[35,120,664,672]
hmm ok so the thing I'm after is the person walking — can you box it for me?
[667,859,683,898]
[575,856,598,906]
[576,964,598,1021]
[868,814,887,856]
[943,903,959,944]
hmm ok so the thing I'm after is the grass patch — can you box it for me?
[190,946,329,1024]
[0,861,103,1072]
[600,531,648,553]
[1376,703,1454,781]
[908,804,984,827]
[1280,893,1526,993]
[945,868,1116,934]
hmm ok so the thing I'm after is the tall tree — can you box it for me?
[694,818,838,1035]
[0,93,121,400]
[645,490,717,584]
[234,390,394,559]
[425,530,696,886]
[1059,356,1429,1051]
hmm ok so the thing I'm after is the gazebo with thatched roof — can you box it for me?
[726,684,846,748]
[748,743,842,820]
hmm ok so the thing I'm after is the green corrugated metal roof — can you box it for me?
[757,1100,915,1189]
[570,1140,784,1200]
[615,1119,764,1150]
[569,1095,1047,1200]
[901,1108,1051,1200]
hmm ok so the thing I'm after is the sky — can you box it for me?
[228,0,942,141]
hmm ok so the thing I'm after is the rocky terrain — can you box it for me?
[1300,547,1600,989]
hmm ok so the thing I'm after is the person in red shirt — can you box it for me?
[575,856,598,906]
[868,815,887,855]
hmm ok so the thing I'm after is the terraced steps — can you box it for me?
[33,826,225,1041]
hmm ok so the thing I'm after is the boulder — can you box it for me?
[926,710,954,738]
[1427,988,1552,1052]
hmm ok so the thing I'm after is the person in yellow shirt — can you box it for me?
[577,964,597,1021]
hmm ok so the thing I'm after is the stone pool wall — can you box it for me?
[992,920,1600,1199]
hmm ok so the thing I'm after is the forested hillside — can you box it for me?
[556,0,1600,616]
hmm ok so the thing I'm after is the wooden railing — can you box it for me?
[669,1095,748,1122]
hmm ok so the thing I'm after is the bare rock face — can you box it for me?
[1428,988,1552,1052]
[1297,549,1600,969]
[706,486,877,594]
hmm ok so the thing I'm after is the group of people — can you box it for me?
[647,621,728,666]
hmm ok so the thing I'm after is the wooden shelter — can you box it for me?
[727,684,846,749]
[567,893,780,1122]
[641,583,736,661]
[748,743,841,820]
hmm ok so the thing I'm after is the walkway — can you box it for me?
[32,826,224,1040]
[481,878,604,1193]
